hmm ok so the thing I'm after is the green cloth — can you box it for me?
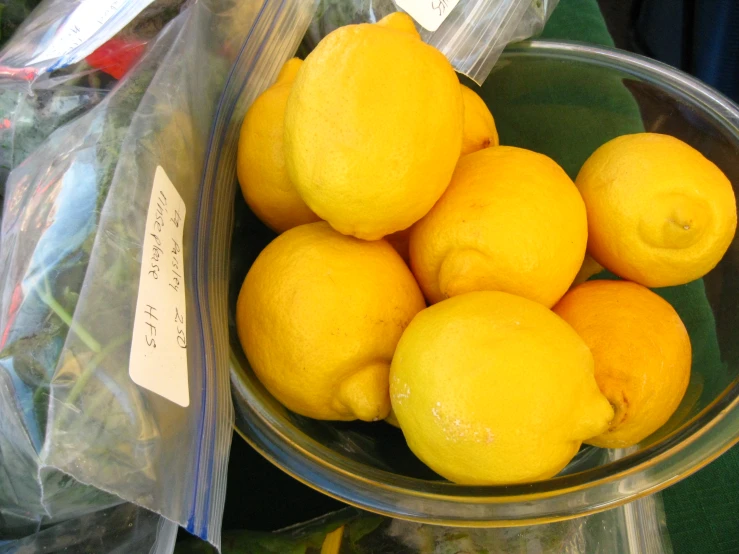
[538,1,739,552]
[478,0,643,180]
[663,453,739,553]
[541,0,615,46]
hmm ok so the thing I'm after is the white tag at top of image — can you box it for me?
[394,0,462,32]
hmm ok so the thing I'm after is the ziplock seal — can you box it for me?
[192,0,317,541]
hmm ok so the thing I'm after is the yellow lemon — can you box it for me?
[460,84,498,156]
[576,133,737,287]
[237,222,425,421]
[390,291,613,485]
[571,254,604,287]
[385,410,401,428]
[237,58,320,233]
[284,13,463,240]
[409,146,587,307]
[554,280,691,448]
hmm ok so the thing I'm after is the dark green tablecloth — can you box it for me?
[541,1,739,553]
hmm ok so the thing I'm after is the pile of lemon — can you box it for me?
[235,13,737,485]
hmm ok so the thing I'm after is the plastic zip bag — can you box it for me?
[0,82,107,205]
[303,0,559,83]
[0,1,187,212]
[431,0,560,82]
[0,503,177,554]
[0,0,260,547]
[0,0,161,78]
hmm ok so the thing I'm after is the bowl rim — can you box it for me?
[231,38,739,524]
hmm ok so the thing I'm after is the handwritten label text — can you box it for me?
[129,166,189,407]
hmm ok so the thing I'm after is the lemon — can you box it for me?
[460,84,498,156]
[237,58,320,233]
[571,254,604,287]
[409,146,587,307]
[284,13,463,240]
[554,280,691,448]
[390,291,613,485]
[385,410,401,428]
[237,222,425,421]
[576,133,737,287]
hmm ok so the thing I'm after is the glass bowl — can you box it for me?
[229,40,739,525]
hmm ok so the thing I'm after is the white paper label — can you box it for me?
[394,0,462,32]
[29,0,155,68]
[130,166,189,407]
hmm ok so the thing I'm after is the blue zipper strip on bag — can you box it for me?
[186,0,289,540]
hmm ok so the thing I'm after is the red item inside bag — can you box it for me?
[86,38,148,79]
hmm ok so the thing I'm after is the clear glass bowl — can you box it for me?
[229,40,739,525]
